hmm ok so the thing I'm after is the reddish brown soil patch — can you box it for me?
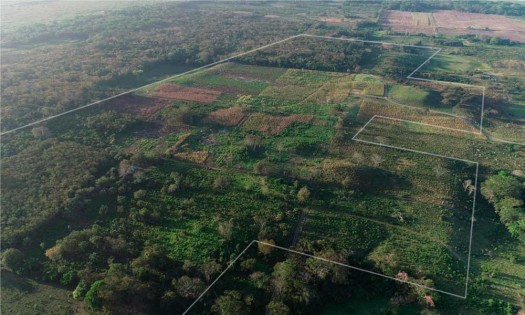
[381,10,525,43]
[316,16,355,25]
[380,11,436,35]
[206,106,246,126]
[242,113,313,135]
[105,94,171,120]
[152,84,221,104]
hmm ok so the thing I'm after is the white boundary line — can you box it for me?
[182,239,467,314]
[182,240,256,315]
[371,115,482,136]
[2,33,487,138]
[1,33,513,302]
[464,163,479,298]
[407,48,442,78]
[0,34,303,136]
[352,116,479,299]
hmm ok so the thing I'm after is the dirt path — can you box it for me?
[290,209,308,247]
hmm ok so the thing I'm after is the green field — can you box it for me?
[388,85,443,108]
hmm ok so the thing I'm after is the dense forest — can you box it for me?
[0,3,308,131]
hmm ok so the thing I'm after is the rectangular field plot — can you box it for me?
[300,147,477,297]
[233,35,436,78]
[353,115,486,161]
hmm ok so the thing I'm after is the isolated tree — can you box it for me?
[218,220,234,241]
[463,179,473,191]
[371,153,383,167]
[173,276,205,299]
[213,176,230,190]
[272,259,315,304]
[258,239,276,255]
[434,165,448,179]
[272,259,296,296]
[297,186,311,204]
[211,290,248,315]
[352,152,364,164]
[481,174,522,203]
[31,126,51,138]
[249,271,270,290]
[134,189,147,200]
[266,301,290,315]
[1,248,25,274]
[245,134,262,154]
[84,280,104,311]
[202,259,222,282]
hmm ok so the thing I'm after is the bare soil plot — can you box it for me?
[315,16,358,26]
[433,10,525,43]
[380,10,436,35]
[205,106,246,126]
[105,94,171,119]
[381,10,525,43]
[152,84,221,104]
[242,113,313,135]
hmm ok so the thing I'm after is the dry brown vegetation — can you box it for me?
[357,100,477,132]
[381,10,525,43]
[152,84,221,104]
[106,94,171,119]
[174,150,209,164]
[305,78,353,103]
[242,113,313,135]
[206,106,246,126]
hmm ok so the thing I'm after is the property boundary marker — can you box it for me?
[2,33,487,138]
[2,33,520,311]
[182,239,467,315]
[179,35,494,312]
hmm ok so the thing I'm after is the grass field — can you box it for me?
[429,54,492,74]
[387,85,442,107]
[1,271,76,315]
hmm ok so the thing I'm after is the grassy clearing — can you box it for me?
[1,271,75,315]
[357,99,473,131]
[352,118,524,173]
[259,84,319,101]
[172,67,268,94]
[388,85,442,107]
[276,68,342,86]
[428,54,492,74]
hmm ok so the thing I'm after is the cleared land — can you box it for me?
[381,10,525,43]
[152,84,222,104]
